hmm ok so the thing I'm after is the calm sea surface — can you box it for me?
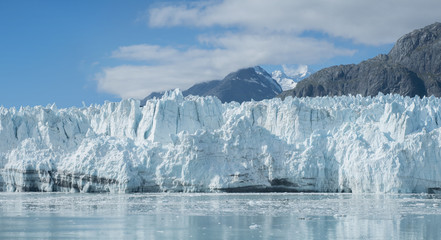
[1,193,441,239]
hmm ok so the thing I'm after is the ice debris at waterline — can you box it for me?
[2,89,441,193]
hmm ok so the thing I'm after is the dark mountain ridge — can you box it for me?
[279,22,441,99]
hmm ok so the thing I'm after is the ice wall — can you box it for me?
[2,89,441,193]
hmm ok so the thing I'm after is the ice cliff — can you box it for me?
[2,89,441,193]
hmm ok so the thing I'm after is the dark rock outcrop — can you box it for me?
[141,66,282,105]
[279,22,441,99]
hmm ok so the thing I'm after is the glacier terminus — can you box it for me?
[1,89,441,194]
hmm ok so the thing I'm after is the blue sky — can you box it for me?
[1,0,440,107]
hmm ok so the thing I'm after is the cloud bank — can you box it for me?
[282,65,309,78]
[97,0,441,99]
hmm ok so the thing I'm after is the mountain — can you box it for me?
[183,79,222,96]
[3,92,441,193]
[141,66,282,106]
[279,22,441,99]
[271,70,297,91]
[205,66,282,103]
[271,67,312,91]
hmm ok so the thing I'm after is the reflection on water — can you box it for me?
[1,193,441,239]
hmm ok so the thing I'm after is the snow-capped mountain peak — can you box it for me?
[271,70,297,91]
[271,65,312,91]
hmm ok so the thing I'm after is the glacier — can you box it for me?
[1,89,441,193]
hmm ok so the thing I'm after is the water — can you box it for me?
[1,193,441,239]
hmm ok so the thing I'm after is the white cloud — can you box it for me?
[97,33,354,99]
[282,65,309,78]
[112,45,179,62]
[96,65,212,99]
[148,0,441,45]
[96,0,441,99]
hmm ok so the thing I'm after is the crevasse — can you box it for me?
[1,89,441,193]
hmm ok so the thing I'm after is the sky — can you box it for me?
[1,0,440,108]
